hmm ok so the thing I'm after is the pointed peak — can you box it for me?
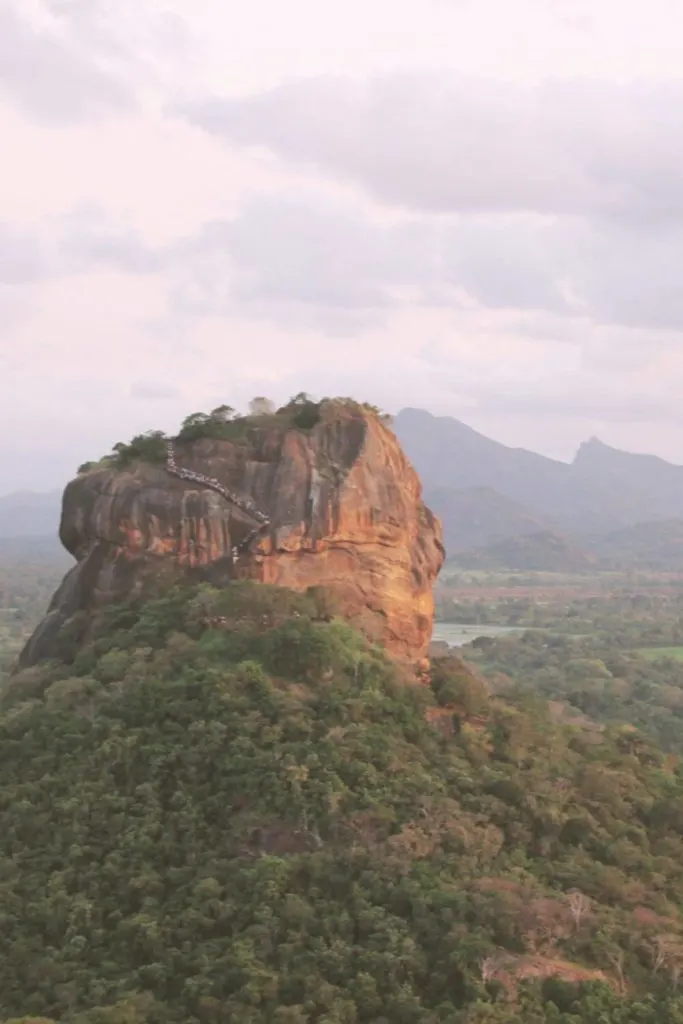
[573,436,613,464]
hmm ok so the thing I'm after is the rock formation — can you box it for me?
[19,400,444,667]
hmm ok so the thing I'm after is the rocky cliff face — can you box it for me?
[20,401,444,667]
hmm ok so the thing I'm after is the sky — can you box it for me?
[2,0,683,493]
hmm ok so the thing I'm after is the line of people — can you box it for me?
[165,441,270,560]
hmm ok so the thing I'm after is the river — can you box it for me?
[431,622,524,648]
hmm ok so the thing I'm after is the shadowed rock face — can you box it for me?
[19,401,444,667]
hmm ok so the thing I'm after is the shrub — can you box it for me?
[430,656,489,715]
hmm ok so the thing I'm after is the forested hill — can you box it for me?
[4,581,683,1022]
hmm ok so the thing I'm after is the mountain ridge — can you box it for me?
[394,408,683,558]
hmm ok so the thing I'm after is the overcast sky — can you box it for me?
[2,0,683,493]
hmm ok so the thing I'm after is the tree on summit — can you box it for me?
[210,404,237,422]
[180,411,210,431]
[287,391,313,406]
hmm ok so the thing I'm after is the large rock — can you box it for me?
[20,401,444,667]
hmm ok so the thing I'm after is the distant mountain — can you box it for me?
[570,437,683,531]
[425,485,554,552]
[587,519,683,571]
[454,530,596,573]
[0,490,61,539]
[395,409,683,553]
[0,534,69,565]
[394,407,568,516]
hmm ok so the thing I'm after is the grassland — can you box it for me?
[637,645,683,661]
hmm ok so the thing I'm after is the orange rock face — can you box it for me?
[20,401,444,667]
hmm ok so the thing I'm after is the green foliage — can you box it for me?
[328,397,393,424]
[465,620,683,755]
[75,394,396,475]
[114,432,168,467]
[80,432,170,471]
[430,656,489,714]
[4,581,683,1020]
[176,396,323,444]
[275,392,322,430]
[0,544,70,677]
[437,570,683,755]
[176,407,248,443]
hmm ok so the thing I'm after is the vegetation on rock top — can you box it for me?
[76,395,390,475]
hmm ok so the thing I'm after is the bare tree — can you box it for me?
[652,935,670,975]
[607,949,626,995]
[650,934,683,988]
[249,397,275,416]
[568,890,592,932]
[480,954,502,984]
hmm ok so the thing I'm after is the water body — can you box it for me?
[431,622,524,648]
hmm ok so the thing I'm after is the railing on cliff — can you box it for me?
[165,441,270,561]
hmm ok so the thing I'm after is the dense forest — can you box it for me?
[4,574,683,1021]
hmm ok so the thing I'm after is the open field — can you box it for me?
[637,646,683,661]
[439,567,683,605]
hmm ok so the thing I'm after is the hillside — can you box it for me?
[447,518,683,574]
[393,408,569,529]
[394,409,683,549]
[424,486,554,553]
[0,534,69,564]
[454,530,596,573]
[587,519,683,571]
[4,580,683,1022]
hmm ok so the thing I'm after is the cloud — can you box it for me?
[57,208,164,274]
[129,381,180,401]
[0,208,163,290]
[471,382,683,425]
[171,70,683,333]
[0,5,132,123]
[170,193,438,333]
[166,189,683,334]
[0,223,49,284]
[0,1,196,124]
[0,283,36,337]
[442,215,683,331]
[178,73,683,224]
[4,2,683,488]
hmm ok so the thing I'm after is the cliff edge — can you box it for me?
[19,399,444,667]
